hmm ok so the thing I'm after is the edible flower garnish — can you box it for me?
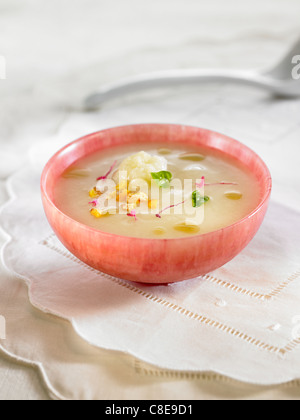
[196,176,205,189]
[89,200,98,207]
[97,160,117,181]
[196,181,238,188]
[151,171,173,188]
[156,201,185,219]
[127,210,137,221]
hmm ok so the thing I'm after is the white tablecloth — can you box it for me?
[1,0,300,400]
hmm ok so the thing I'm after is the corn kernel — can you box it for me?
[90,208,105,218]
[116,181,128,191]
[148,199,158,210]
[89,188,100,198]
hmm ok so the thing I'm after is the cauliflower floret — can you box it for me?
[115,151,168,183]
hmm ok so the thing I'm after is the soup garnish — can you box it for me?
[54,145,260,239]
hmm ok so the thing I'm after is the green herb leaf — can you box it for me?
[192,191,210,208]
[151,171,173,188]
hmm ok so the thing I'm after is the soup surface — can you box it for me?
[54,144,261,239]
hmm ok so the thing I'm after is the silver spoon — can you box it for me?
[85,38,300,109]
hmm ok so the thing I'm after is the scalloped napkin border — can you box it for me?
[0,254,300,400]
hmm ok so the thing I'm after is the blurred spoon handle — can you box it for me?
[84,69,276,109]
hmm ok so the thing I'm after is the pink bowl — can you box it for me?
[41,124,272,284]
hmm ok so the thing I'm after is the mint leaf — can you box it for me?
[151,171,173,188]
[192,191,210,208]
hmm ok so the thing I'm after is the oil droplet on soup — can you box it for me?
[153,227,167,236]
[63,168,92,179]
[173,223,201,234]
[158,148,172,155]
[179,153,205,162]
[225,192,243,200]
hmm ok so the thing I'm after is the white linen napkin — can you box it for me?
[1,133,300,385]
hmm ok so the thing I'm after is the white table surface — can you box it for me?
[1,0,300,400]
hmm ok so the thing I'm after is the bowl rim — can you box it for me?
[41,123,272,243]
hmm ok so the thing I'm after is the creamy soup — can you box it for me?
[54,144,261,239]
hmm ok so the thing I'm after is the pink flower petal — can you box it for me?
[97,160,117,181]
[156,201,185,218]
[89,200,98,207]
[127,210,137,221]
[195,176,205,189]
[206,182,238,186]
